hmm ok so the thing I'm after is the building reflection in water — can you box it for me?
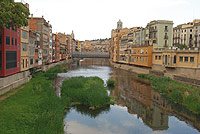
[110,69,200,131]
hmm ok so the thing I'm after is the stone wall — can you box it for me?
[110,62,150,74]
[0,71,31,95]
[152,64,200,80]
[111,61,200,86]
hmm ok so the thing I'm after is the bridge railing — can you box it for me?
[72,52,110,58]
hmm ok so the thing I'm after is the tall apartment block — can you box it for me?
[173,19,200,48]
[0,26,21,77]
[21,26,29,71]
[145,20,173,49]
[29,16,50,65]
[194,22,200,48]
[57,33,67,60]
[29,30,35,69]
[49,24,53,63]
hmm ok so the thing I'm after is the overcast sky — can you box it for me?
[15,0,199,41]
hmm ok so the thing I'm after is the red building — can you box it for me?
[55,34,60,62]
[0,26,21,77]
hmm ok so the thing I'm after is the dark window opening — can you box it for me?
[12,38,14,45]
[15,38,17,46]
[179,56,183,62]
[6,37,10,45]
[184,57,188,62]
[190,57,194,62]
[30,59,34,65]
[174,56,176,64]
[6,51,17,69]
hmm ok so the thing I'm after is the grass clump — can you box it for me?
[106,78,116,87]
[138,74,200,114]
[44,65,67,80]
[61,76,111,109]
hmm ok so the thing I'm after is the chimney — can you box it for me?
[31,14,33,19]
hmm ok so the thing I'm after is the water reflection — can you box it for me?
[63,58,200,134]
[69,105,110,118]
[111,69,200,132]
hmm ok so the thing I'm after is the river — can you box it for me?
[57,58,200,134]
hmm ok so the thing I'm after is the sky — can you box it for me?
[15,0,200,41]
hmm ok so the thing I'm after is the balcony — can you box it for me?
[149,28,157,32]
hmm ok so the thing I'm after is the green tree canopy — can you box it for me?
[0,0,30,28]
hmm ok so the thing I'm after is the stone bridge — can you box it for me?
[72,52,110,58]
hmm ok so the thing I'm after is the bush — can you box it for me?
[106,78,115,87]
[61,77,111,108]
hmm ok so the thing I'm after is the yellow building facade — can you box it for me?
[130,46,153,67]
[20,26,29,71]
[153,48,200,68]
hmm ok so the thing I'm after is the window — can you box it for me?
[30,59,34,65]
[190,57,194,62]
[190,29,192,32]
[174,56,176,64]
[12,26,15,31]
[184,57,188,62]
[165,26,168,31]
[6,51,17,69]
[179,56,183,62]
[155,55,158,60]
[0,51,2,69]
[15,38,17,46]
[35,49,38,53]
[12,38,14,45]
[26,59,28,68]
[22,44,28,51]
[22,31,28,39]
[146,49,148,54]
[159,56,161,60]
[15,26,17,32]
[22,59,24,68]
[29,37,34,44]
[35,59,38,63]
[145,57,147,63]
[6,37,10,45]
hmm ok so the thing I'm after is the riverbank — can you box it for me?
[0,59,75,96]
[138,74,200,114]
[110,60,200,87]
[0,66,69,134]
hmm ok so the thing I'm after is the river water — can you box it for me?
[58,58,200,134]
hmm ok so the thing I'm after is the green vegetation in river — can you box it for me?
[106,78,116,87]
[44,65,68,80]
[138,74,200,114]
[61,76,112,109]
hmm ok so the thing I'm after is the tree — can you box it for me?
[0,0,30,28]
